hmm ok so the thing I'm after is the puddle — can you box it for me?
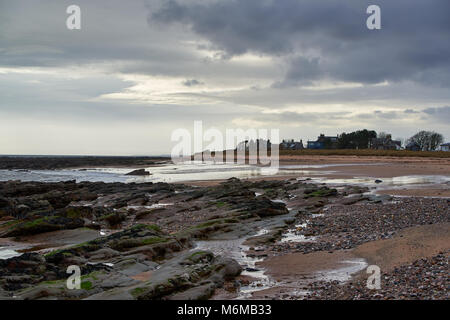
[280,163,383,170]
[312,175,450,188]
[193,228,276,299]
[87,261,114,267]
[301,175,450,199]
[127,203,173,210]
[0,248,23,260]
[280,232,316,243]
[315,258,368,282]
[280,222,316,243]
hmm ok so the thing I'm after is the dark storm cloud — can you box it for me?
[151,0,450,86]
[1,0,450,154]
[272,57,321,87]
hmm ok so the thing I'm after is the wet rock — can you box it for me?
[304,187,338,199]
[341,186,370,196]
[131,251,242,300]
[169,282,216,300]
[340,194,370,205]
[125,169,151,176]
[234,196,288,218]
[0,197,10,209]
[99,211,127,227]
[2,216,84,237]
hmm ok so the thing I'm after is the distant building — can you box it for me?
[236,139,271,152]
[307,134,338,149]
[280,139,304,150]
[440,143,450,152]
[369,134,401,150]
[406,141,421,151]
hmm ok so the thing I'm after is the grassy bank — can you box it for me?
[195,149,450,160]
[279,149,450,158]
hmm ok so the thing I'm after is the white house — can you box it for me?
[440,143,450,151]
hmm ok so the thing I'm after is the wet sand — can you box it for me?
[185,156,450,197]
[279,155,450,177]
[376,188,450,198]
[254,223,450,299]
[353,223,450,271]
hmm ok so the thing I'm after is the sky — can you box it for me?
[0,0,449,155]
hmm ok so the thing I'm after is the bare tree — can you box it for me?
[407,131,444,151]
[429,132,444,151]
[377,132,388,140]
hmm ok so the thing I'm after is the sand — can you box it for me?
[376,188,450,198]
[353,222,450,271]
[255,223,450,299]
[184,155,450,197]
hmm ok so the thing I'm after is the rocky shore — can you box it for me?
[0,178,289,299]
[0,176,448,300]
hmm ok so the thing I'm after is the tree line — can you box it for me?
[336,129,444,151]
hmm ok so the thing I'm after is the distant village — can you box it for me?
[236,129,449,152]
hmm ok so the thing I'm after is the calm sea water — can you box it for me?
[0,162,449,186]
[0,162,340,184]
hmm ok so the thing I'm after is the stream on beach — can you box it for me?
[193,231,275,299]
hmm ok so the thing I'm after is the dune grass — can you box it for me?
[278,149,450,158]
[194,149,450,160]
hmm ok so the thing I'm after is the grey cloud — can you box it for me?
[272,57,321,88]
[353,107,450,125]
[151,0,450,86]
[356,111,402,120]
[1,0,450,154]
[247,111,351,126]
[182,79,203,86]
[422,106,450,123]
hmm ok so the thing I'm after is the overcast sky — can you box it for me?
[1,0,449,155]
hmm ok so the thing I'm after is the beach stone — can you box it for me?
[125,169,151,176]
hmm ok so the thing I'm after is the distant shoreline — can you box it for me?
[2,151,450,171]
[0,156,171,170]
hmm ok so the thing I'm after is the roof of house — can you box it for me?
[440,143,450,146]
[371,138,401,146]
